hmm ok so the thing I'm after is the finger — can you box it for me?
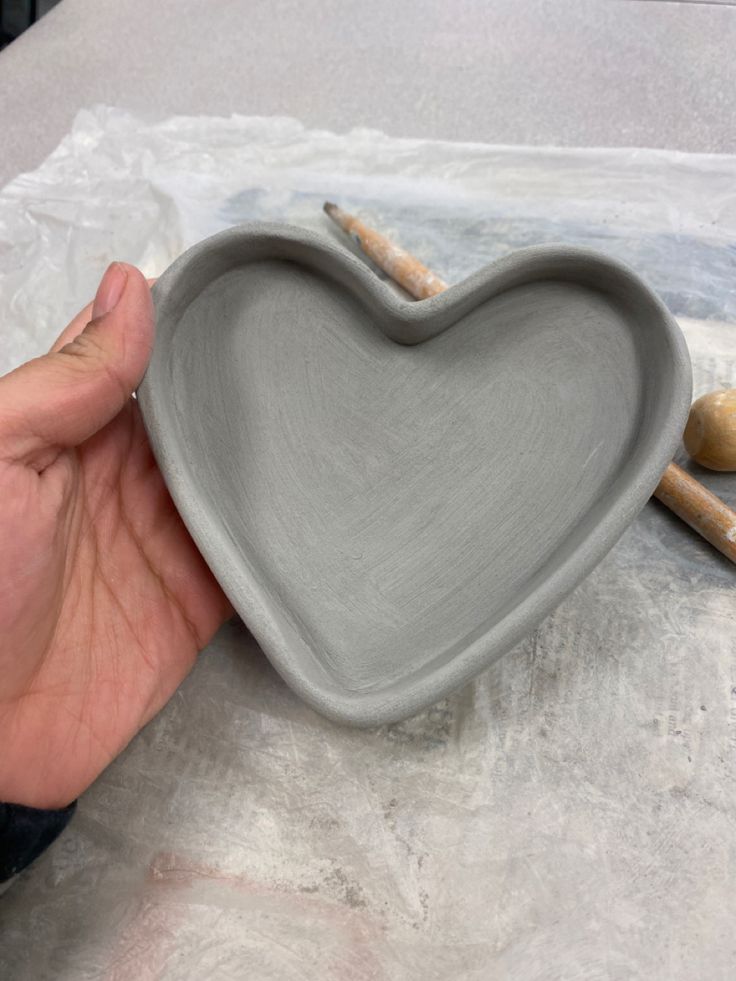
[0,263,154,470]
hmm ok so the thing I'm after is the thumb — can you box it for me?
[0,263,154,470]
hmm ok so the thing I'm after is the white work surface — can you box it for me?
[0,3,735,978]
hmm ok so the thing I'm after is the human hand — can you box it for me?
[0,264,232,809]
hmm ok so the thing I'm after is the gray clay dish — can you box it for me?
[137,223,691,726]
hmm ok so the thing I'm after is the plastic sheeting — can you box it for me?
[1,107,735,979]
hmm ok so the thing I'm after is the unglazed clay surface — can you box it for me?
[137,224,691,725]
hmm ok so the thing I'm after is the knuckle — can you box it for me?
[58,326,129,403]
[60,322,107,362]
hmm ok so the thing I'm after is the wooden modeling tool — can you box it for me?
[324,203,736,566]
[323,202,448,299]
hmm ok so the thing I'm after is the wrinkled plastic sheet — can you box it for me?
[1,107,735,980]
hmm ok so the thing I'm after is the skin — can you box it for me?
[0,264,232,809]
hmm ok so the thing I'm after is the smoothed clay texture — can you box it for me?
[137,224,691,725]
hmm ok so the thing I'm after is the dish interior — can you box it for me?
[167,258,644,693]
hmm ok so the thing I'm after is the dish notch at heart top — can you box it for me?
[137,223,691,726]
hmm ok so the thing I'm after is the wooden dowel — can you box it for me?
[324,202,736,566]
[653,463,736,562]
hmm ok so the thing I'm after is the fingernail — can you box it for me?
[93,262,128,319]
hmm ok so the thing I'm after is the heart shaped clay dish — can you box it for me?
[138,224,691,725]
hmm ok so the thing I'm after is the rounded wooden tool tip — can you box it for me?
[683,388,736,472]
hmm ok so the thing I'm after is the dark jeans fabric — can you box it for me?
[0,800,76,883]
